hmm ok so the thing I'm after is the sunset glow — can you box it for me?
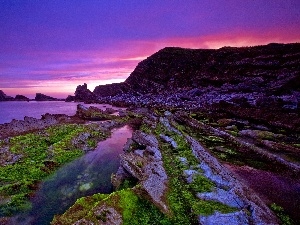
[1,0,299,98]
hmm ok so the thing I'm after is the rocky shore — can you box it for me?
[52,108,299,224]
[1,43,299,224]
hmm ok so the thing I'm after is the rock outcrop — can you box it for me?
[99,43,300,95]
[0,90,14,101]
[74,83,96,102]
[93,83,128,97]
[75,104,116,120]
[65,95,75,102]
[112,130,169,213]
[0,114,75,139]
[14,95,29,101]
[91,43,300,111]
[35,93,61,101]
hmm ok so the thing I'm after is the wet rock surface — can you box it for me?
[0,114,77,139]
[75,104,116,120]
[115,131,169,213]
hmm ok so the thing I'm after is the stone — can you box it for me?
[117,133,169,213]
[93,205,122,225]
[65,95,75,102]
[132,130,159,148]
[0,90,14,101]
[74,83,96,102]
[159,134,178,149]
[199,211,249,225]
[35,93,61,101]
[76,104,113,120]
[14,95,29,101]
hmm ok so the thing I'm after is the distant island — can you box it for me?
[0,91,65,102]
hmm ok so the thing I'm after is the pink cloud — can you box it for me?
[1,28,299,98]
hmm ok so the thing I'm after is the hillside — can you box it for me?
[92,43,300,98]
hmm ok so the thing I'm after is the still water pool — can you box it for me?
[12,125,133,225]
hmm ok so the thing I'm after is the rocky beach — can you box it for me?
[0,43,299,224]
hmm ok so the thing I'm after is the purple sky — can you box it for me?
[1,0,300,98]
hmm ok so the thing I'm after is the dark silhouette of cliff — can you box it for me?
[92,43,300,97]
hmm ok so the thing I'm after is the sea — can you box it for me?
[0,101,121,124]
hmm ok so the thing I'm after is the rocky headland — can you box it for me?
[76,43,300,113]
[0,90,14,101]
[0,91,64,102]
[1,43,299,224]
[35,93,64,101]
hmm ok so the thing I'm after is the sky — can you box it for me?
[1,0,300,98]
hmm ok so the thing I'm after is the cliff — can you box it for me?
[94,43,300,95]
[91,43,300,109]
[0,90,14,101]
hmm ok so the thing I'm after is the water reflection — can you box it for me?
[14,125,132,225]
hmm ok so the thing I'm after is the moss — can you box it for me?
[116,178,138,191]
[51,193,108,224]
[0,193,31,216]
[202,135,225,143]
[189,174,214,193]
[52,117,240,224]
[293,143,300,148]
[0,123,109,217]
[270,203,294,225]
[156,122,237,224]
[193,200,237,215]
[52,189,172,225]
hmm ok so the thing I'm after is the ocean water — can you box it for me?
[0,101,120,124]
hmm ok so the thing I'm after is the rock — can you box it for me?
[199,211,249,225]
[104,107,117,114]
[0,113,73,139]
[90,43,300,109]
[159,134,178,149]
[238,129,282,140]
[186,135,279,224]
[131,130,159,148]
[111,166,132,189]
[79,183,92,192]
[74,83,96,102]
[0,146,22,166]
[0,90,14,101]
[93,205,122,225]
[76,104,113,120]
[94,83,127,97]
[73,218,94,225]
[65,95,75,102]
[118,109,127,117]
[117,132,169,213]
[217,119,233,127]
[35,93,60,101]
[14,95,29,101]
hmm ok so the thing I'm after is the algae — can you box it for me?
[0,123,109,217]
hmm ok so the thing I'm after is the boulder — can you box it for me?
[75,104,114,120]
[74,83,96,102]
